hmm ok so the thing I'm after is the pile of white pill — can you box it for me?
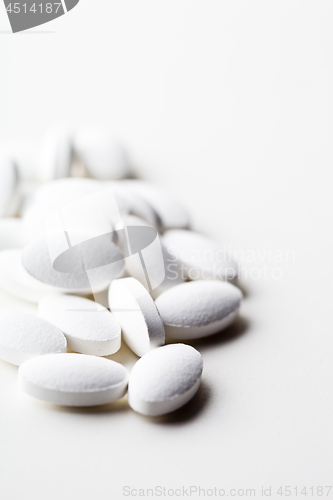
[0,126,244,416]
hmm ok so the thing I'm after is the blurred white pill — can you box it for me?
[30,178,114,207]
[0,250,86,303]
[155,280,243,339]
[74,126,130,180]
[19,353,129,407]
[39,295,121,356]
[22,236,124,293]
[120,180,190,231]
[2,140,38,182]
[128,193,162,231]
[23,178,129,241]
[116,215,184,299]
[111,185,161,230]
[162,229,238,282]
[108,277,165,357]
[0,218,28,250]
[0,311,66,366]
[128,344,203,416]
[37,127,72,182]
[0,152,18,217]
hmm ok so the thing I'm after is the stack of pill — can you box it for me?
[0,126,243,416]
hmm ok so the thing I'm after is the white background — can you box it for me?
[1,2,333,499]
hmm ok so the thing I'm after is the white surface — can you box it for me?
[1,1,333,499]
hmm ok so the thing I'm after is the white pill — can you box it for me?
[117,215,184,299]
[0,250,82,303]
[18,353,128,407]
[163,229,239,282]
[0,218,28,250]
[113,187,161,230]
[128,344,203,416]
[31,178,114,208]
[120,180,190,231]
[128,193,162,231]
[23,178,130,241]
[39,295,121,356]
[0,153,18,217]
[108,277,165,357]
[74,127,130,180]
[155,280,243,339]
[22,236,124,293]
[0,311,67,366]
[37,128,72,182]
[1,140,38,182]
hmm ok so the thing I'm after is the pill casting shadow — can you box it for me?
[187,315,250,350]
[147,381,212,426]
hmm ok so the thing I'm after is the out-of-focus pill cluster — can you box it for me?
[0,126,243,416]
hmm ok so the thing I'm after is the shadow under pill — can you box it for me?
[105,342,139,369]
[47,394,131,415]
[236,280,250,299]
[177,315,251,352]
[143,380,212,426]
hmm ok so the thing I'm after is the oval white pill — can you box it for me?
[31,178,130,215]
[108,277,165,357]
[113,188,161,230]
[23,178,130,242]
[22,237,124,293]
[37,127,72,182]
[163,229,238,282]
[155,280,243,339]
[0,153,18,217]
[0,311,67,366]
[128,344,203,416]
[18,353,128,407]
[39,295,121,356]
[74,127,129,180]
[2,140,38,182]
[0,250,83,303]
[120,181,190,231]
